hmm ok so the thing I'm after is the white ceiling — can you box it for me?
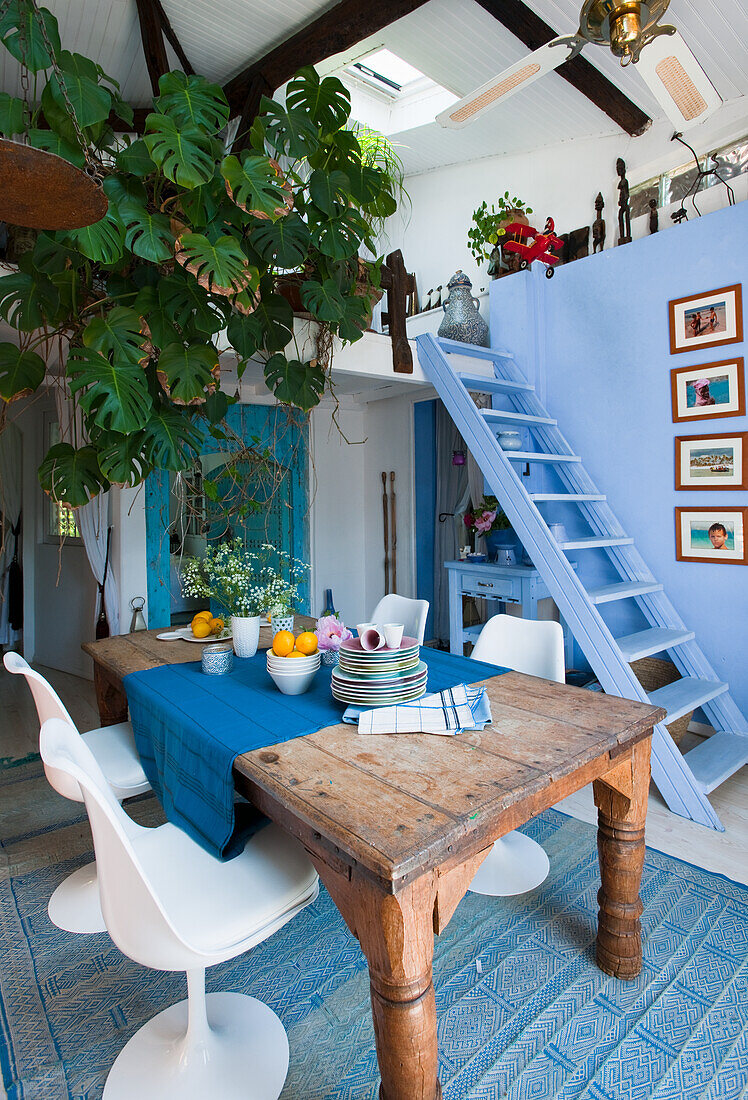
[0,0,745,174]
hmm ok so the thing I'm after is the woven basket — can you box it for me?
[631,656,692,746]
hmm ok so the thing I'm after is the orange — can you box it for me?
[295,631,318,655]
[209,617,225,635]
[272,630,295,657]
[191,618,212,639]
[287,649,306,658]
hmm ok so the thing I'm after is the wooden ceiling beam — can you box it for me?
[475,0,651,137]
[223,0,432,117]
[134,0,170,97]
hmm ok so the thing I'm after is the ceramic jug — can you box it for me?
[437,270,489,346]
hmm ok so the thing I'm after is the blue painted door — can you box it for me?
[145,405,309,628]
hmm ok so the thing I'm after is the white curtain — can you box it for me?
[0,422,22,648]
[53,381,121,635]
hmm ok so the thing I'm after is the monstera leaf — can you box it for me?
[68,347,152,434]
[0,343,46,401]
[315,207,369,260]
[47,51,111,128]
[263,353,325,411]
[142,403,203,471]
[251,213,310,269]
[38,443,107,507]
[0,255,60,331]
[242,291,294,355]
[155,71,229,134]
[27,127,85,167]
[221,154,293,220]
[118,199,174,263]
[158,269,226,336]
[175,232,254,295]
[95,430,151,487]
[0,92,24,135]
[260,98,319,160]
[300,278,346,322]
[66,177,126,264]
[308,169,350,216]
[285,68,351,135]
[157,342,219,405]
[115,138,155,177]
[144,114,218,189]
[83,307,146,364]
[0,2,60,72]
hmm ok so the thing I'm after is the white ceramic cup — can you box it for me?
[361,627,386,651]
[356,621,375,638]
[383,623,404,649]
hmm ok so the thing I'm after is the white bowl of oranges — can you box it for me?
[189,611,229,641]
[266,630,320,695]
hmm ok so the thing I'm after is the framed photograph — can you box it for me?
[668,284,743,354]
[670,358,745,422]
[675,507,747,564]
[675,432,748,490]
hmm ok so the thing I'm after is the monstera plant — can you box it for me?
[0,1,397,506]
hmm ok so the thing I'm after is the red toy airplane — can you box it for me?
[502,217,564,278]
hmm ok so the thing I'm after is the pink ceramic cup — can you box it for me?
[361,627,386,651]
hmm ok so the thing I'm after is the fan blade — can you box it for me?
[436,37,583,129]
[636,30,721,131]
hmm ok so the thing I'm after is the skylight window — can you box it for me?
[348,49,427,96]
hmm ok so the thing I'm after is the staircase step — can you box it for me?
[587,581,664,605]
[530,493,606,502]
[682,732,748,794]
[463,624,483,642]
[616,627,695,662]
[506,451,582,464]
[558,535,634,550]
[458,374,534,395]
[648,677,729,723]
[436,337,513,361]
[481,409,557,428]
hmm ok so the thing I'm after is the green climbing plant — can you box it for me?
[0,2,399,507]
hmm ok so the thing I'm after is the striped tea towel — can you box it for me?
[356,683,492,736]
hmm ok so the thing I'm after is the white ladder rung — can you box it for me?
[682,732,748,794]
[506,452,581,464]
[458,374,534,395]
[481,409,556,427]
[587,581,664,605]
[436,337,513,361]
[648,677,729,723]
[616,627,695,662]
[558,536,634,550]
[530,493,605,502]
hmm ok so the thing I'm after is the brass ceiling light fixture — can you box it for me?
[0,0,108,230]
[437,0,722,134]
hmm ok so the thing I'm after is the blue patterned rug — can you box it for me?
[1,798,747,1100]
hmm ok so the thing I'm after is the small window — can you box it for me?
[631,133,748,216]
[44,418,82,542]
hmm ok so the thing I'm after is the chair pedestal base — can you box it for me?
[47,861,106,934]
[103,992,289,1100]
[468,831,550,897]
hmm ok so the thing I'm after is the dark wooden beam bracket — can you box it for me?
[134,0,194,98]
[475,0,651,137]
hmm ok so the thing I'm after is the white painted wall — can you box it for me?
[385,102,748,308]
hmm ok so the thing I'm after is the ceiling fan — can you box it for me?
[436,0,722,133]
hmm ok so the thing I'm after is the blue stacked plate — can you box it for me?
[333,637,427,707]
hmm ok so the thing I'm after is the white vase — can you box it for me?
[231,615,260,658]
[270,613,294,635]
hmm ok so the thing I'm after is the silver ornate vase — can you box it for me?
[437,270,489,347]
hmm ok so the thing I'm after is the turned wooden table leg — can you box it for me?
[93,664,129,727]
[593,736,652,980]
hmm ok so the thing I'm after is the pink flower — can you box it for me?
[474,510,496,534]
[315,614,353,651]
[463,512,474,528]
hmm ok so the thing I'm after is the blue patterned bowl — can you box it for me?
[202,642,234,675]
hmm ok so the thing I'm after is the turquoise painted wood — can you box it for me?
[416,331,748,831]
[144,405,310,629]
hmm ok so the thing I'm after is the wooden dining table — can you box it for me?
[83,628,664,1100]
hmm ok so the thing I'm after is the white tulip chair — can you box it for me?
[370,594,429,645]
[3,652,150,933]
[40,716,319,1100]
[469,614,565,896]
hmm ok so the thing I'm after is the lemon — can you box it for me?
[192,618,212,639]
[209,617,225,635]
[191,612,212,633]
[295,631,318,655]
[272,630,295,657]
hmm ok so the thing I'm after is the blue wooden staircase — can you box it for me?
[416,332,748,831]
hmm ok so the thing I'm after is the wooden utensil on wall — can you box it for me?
[390,471,397,593]
[382,471,390,593]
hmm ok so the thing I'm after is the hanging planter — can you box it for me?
[0,138,107,229]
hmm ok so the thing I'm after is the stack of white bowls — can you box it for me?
[266,649,321,695]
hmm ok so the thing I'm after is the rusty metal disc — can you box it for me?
[0,138,108,230]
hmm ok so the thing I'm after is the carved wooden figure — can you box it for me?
[616,158,632,245]
[592,192,606,252]
[649,198,659,234]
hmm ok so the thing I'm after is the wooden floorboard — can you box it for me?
[2,664,746,884]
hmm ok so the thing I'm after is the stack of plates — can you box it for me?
[332,636,427,708]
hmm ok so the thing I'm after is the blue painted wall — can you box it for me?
[414,399,437,640]
[489,201,748,717]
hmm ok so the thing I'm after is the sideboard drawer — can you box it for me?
[461,574,521,602]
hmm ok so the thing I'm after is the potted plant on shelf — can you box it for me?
[0,3,401,509]
[468,193,534,274]
[464,497,515,561]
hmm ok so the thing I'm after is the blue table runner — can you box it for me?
[124,647,508,860]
